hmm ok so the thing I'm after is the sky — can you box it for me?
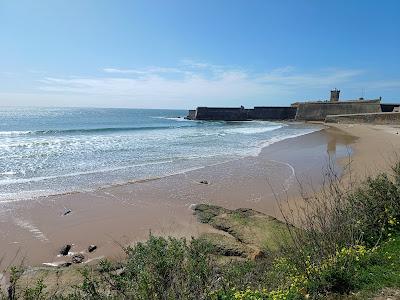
[0,0,399,109]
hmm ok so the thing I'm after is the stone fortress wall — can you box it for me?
[294,100,382,121]
[325,112,400,125]
[187,90,400,124]
[193,106,297,121]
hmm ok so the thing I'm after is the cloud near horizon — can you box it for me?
[2,60,397,108]
[28,61,372,108]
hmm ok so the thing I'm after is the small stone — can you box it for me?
[88,245,97,253]
[71,253,85,264]
[59,244,71,256]
[59,262,72,268]
[200,180,208,184]
[63,209,72,216]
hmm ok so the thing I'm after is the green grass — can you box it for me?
[353,235,400,298]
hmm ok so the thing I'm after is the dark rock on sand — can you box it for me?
[88,245,97,253]
[59,262,72,268]
[71,254,85,264]
[200,180,209,184]
[59,244,72,256]
[63,209,72,216]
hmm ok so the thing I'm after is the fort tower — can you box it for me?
[330,89,340,102]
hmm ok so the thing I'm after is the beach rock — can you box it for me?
[59,244,72,256]
[200,180,208,184]
[88,245,97,253]
[194,203,294,256]
[59,262,72,268]
[193,204,229,223]
[199,233,250,257]
[71,254,85,264]
[234,208,258,217]
[63,209,72,216]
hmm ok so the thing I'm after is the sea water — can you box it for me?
[0,107,320,201]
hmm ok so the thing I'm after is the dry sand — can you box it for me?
[329,123,400,178]
[0,123,398,270]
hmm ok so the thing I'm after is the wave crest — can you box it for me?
[0,126,185,137]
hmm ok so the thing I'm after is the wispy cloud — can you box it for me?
[103,68,143,74]
[364,79,400,90]
[36,61,364,107]
[103,66,190,76]
[258,68,364,88]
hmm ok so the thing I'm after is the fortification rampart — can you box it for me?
[295,100,382,121]
[191,106,297,121]
[381,103,400,112]
[187,110,196,120]
[248,107,297,120]
[325,112,400,125]
[186,91,397,123]
[194,107,248,121]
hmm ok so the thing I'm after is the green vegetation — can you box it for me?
[2,163,400,299]
[194,205,291,258]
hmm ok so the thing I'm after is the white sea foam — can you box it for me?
[225,125,283,135]
[0,190,56,203]
[13,217,49,242]
[0,171,17,175]
[0,160,176,186]
[152,116,190,122]
[270,160,296,192]
[249,127,322,157]
[0,131,31,136]
[0,107,322,202]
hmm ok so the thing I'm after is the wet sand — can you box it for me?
[0,126,356,269]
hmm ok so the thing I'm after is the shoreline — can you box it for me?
[327,123,400,178]
[0,125,361,269]
[0,121,320,204]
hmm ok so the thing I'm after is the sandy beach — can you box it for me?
[330,124,400,178]
[0,123,399,270]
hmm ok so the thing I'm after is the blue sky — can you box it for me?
[0,0,399,109]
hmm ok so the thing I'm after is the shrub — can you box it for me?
[277,161,400,297]
[68,235,216,300]
[349,172,400,247]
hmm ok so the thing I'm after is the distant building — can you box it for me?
[186,89,391,122]
[330,89,340,102]
[294,89,382,121]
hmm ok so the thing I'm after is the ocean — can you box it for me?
[0,107,320,202]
